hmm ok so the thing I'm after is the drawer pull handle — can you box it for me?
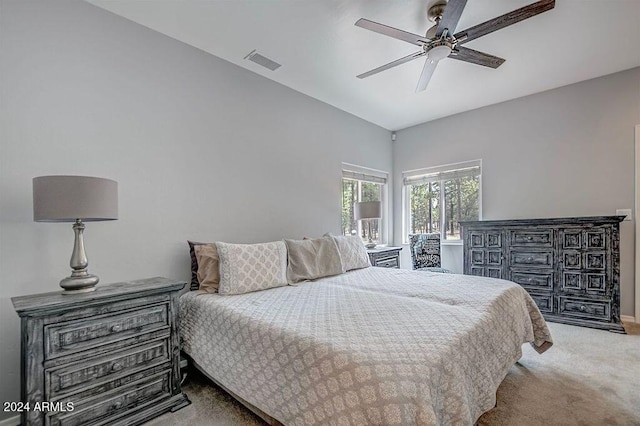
[527,278,534,283]
[527,257,534,262]
[112,401,123,410]
[111,324,122,333]
[579,305,586,312]
[526,236,533,241]
[111,362,123,372]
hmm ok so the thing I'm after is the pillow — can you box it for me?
[328,233,371,271]
[188,240,209,290]
[194,244,220,293]
[284,236,343,283]
[216,241,288,295]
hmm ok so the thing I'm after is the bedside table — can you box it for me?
[367,246,402,269]
[11,277,190,426]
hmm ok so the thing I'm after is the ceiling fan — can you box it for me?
[355,0,555,92]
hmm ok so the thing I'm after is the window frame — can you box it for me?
[342,163,389,245]
[402,159,482,245]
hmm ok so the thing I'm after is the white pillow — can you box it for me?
[216,241,288,295]
[328,234,371,271]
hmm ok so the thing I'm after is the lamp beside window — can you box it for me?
[33,175,118,294]
[354,201,381,249]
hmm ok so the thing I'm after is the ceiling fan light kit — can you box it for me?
[355,0,555,92]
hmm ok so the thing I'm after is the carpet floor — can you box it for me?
[149,322,640,426]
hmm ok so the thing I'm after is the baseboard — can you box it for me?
[0,415,19,426]
[621,315,636,324]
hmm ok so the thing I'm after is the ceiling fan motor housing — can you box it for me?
[427,0,448,22]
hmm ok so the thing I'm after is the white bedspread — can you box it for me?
[180,267,552,426]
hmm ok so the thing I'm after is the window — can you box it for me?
[342,164,388,244]
[403,160,481,242]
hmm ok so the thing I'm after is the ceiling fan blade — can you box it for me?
[357,51,426,79]
[436,0,468,37]
[454,0,555,45]
[450,46,505,69]
[415,58,439,92]
[355,18,430,46]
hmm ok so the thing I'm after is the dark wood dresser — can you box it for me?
[460,216,624,332]
[11,277,190,425]
[367,246,402,268]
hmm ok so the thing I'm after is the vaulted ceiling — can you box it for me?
[87,0,640,130]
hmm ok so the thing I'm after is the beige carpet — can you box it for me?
[149,322,640,426]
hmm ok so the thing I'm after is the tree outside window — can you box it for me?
[404,161,480,241]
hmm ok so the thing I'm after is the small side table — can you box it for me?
[367,246,402,269]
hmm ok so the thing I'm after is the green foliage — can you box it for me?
[409,176,479,239]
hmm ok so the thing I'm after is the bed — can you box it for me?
[180,265,552,426]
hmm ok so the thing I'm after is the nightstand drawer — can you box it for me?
[46,339,170,398]
[45,303,169,360]
[375,257,399,268]
[49,370,171,426]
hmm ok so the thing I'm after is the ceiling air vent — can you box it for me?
[243,50,281,71]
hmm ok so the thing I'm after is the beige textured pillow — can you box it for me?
[194,244,219,293]
[329,234,371,271]
[216,241,288,295]
[285,236,343,283]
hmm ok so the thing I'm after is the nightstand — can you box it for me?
[367,246,402,268]
[12,277,190,426]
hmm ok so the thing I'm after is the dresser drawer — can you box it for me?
[510,271,553,291]
[49,370,171,426]
[509,250,553,268]
[46,339,170,398]
[45,303,169,360]
[529,293,553,314]
[509,229,553,247]
[557,296,611,321]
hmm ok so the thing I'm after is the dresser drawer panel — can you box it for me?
[585,252,606,270]
[49,370,171,426]
[511,271,553,291]
[470,250,484,265]
[375,257,399,268]
[486,268,502,279]
[45,304,169,360]
[585,230,606,249]
[561,272,582,291]
[585,273,606,293]
[469,231,502,248]
[47,339,170,397]
[558,297,611,321]
[509,229,553,247]
[529,293,553,314]
[510,251,553,268]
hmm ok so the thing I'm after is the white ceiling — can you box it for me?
[87,0,640,131]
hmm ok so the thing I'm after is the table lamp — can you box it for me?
[354,201,381,249]
[33,175,118,293]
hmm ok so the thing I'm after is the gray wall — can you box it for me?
[0,0,391,416]
[393,67,640,316]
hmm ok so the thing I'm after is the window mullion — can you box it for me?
[440,179,446,240]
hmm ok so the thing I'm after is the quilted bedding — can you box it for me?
[180,267,552,426]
